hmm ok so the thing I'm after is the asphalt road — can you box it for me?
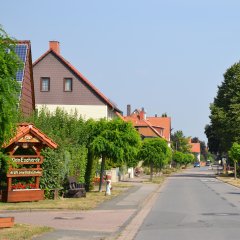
[135,167,240,240]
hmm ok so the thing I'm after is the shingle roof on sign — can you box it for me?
[3,123,58,149]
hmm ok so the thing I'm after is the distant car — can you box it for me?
[206,161,211,166]
[194,162,200,167]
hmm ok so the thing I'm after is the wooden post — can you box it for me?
[35,177,40,189]
[234,160,237,180]
[150,162,153,181]
[99,156,105,192]
[7,178,12,192]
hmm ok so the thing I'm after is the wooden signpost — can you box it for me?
[1,123,57,203]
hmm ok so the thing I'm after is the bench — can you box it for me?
[65,177,86,198]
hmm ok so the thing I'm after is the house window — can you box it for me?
[40,78,50,92]
[64,78,72,92]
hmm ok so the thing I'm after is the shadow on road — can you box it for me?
[227,192,240,195]
[170,173,216,178]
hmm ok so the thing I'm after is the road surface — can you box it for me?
[135,167,240,240]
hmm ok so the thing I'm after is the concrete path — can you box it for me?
[5,177,160,240]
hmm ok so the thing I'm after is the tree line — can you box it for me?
[0,107,172,194]
[205,61,240,177]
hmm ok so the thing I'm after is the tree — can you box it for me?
[228,142,240,179]
[0,26,22,146]
[172,151,184,167]
[183,153,195,166]
[206,61,240,154]
[172,151,194,167]
[138,138,171,180]
[0,26,22,181]
[171,130,191,153]
[205,124,220,155]
[84,119,103,191]
[91,118,141,191]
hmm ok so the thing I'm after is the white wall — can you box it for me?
[36,104,110,120]
[36,104,119,120]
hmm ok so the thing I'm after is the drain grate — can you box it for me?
[54,216,84,220]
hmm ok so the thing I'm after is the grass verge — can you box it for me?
[146,167,182,184]
[0,223,52,240]
[150,176,165,184]
[0,183,131,211]
[217,176,240,188]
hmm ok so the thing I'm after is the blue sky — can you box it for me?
[2,0,240,143]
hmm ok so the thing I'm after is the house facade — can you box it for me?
[33,41,122,120]
[123,106,171,146]
[147,115,171,143]
[189,140,201,161]
[15,41,35,115]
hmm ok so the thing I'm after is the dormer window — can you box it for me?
[64,78,72,92]
[40,78,50,92]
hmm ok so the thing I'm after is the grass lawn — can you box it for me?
[0,223,52,240]
[0,183,132,211]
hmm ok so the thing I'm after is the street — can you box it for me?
[135,167,240,240]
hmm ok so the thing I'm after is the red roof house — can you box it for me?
[190,142,200,153]
[147,116,171,142]
[123,107,171,144]
[189,139,201,161]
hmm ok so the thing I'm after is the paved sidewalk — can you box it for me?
[6,177,161,240]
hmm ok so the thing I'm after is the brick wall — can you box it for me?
[33,53,105,106]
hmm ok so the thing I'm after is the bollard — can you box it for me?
[105,179,111,196]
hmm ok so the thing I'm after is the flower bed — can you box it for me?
[93,175,111,185]
[12,189,40,191]
[12,183,36,190]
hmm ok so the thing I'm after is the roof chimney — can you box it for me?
[140,107,146,120]
[127,104,131,116]
[49,41,60,54]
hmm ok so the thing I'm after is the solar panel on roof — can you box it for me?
[14,44,28,82]
[16,70,24,82]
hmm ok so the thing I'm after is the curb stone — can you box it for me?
[106,180,167,240]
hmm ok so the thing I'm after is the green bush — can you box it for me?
[68,146,88,183]
[143,167,151,175]
[162,167,177,175]
[19,108,90,195]
[162,169,172,175]
[40,148,65,196]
